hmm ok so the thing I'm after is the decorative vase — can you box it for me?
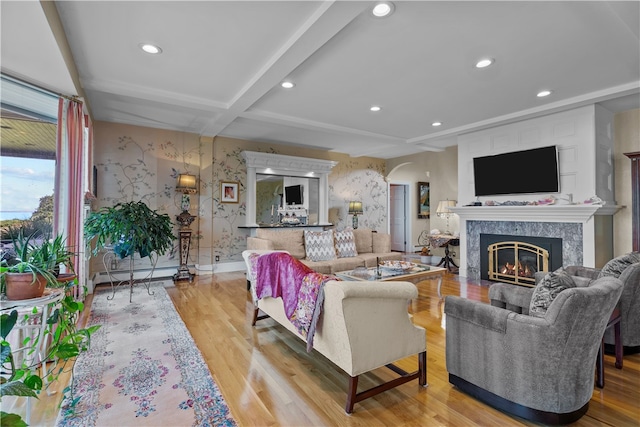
[5,272,47,300]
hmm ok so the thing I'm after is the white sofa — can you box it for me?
[246,227,402,274]
[242,250,427,413]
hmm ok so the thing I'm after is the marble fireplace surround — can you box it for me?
[450,205,612,280]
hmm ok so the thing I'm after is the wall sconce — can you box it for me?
[348,201,363,229]
[436,200,457,235]
[174,173,197,282]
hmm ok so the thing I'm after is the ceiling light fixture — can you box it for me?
[370,106,381,112]
[432,122,442,127]
[372,2,395,17]
[537,90,552,97]
[475,58,494,68]
[140,43,162,54]
[281,81,295,89]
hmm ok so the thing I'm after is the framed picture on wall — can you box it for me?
[418,181,430,218]
[221,181,239,203]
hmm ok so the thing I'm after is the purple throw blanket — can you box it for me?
[254,252,335,352]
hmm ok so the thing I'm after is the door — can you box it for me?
[390,184,408,252]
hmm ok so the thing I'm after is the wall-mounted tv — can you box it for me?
[473,146,559,197]
[284,184,303,205]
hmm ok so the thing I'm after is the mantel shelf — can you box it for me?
[450,204,623,223]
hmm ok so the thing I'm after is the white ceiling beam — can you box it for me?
[199,1,369,137]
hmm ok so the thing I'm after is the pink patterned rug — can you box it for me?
[55,281,237,426]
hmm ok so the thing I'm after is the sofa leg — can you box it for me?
[252,306,269,326]
[345,353,426,413]
[419,351,428,387]
[252,307,259,326]
[346,375,358,414]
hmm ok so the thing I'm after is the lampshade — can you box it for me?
[436,200,456,216]
[176,173,197,194]
[348,201,363,215]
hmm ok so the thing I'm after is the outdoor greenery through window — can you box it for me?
[0,74,58,245]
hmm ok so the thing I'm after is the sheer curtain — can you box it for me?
[54,97,92,298]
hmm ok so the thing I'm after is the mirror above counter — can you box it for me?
[242,151,337,227]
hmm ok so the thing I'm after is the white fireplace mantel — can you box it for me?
[452,204,623,277]
[450,204,621,223]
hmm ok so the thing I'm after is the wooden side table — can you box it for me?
[595,307,622,388]
[428,234,460,273]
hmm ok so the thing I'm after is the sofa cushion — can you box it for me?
[304,230,337,262]
[301,256,365,274]
[598,252,640,279]
[256,228,306,259]
[353,228,373,254]
[529,271,577,318]
[334,228,358,258]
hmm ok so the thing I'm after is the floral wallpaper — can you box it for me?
[328,159,387,231]
[211,137,387,264]
[92,123,201,274]
[92,123,387,273]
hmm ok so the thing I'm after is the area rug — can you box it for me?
[55,281,237,427]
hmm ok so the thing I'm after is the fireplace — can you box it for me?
[480,234,563,286]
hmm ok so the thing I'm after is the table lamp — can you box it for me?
[348,201,363,229]
[436,200,456,234]
[175,173,197,282]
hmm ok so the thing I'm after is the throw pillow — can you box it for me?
[334,228,358,258]
[304,230,337,262]
[529,271,577,318]
[598,252,640,279]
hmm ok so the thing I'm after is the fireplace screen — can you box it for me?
[488,241,549,287]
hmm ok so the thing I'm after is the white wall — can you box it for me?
[457,105,615,206]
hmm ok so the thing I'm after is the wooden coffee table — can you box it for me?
[335,263,448,298]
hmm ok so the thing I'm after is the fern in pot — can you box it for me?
[84,201,175,260]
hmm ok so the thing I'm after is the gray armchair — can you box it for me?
[598,253,640,350]
[534,254,640,350]
[445,275,623,425]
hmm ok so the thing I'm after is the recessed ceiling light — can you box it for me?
[475,58,494,68]
[140,43,162,54]
[537,90,552,97]
[432,122,442,127]
[370,106,381,112]
[372,2,395,17]
[281,81,295,89]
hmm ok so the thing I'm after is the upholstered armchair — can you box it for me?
[531,253,640,350]
[598,252,640,350]
[445,275,623,425]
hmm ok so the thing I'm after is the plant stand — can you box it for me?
[103,248,158,303]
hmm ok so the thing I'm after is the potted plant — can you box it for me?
[0,230,75,300]
[1,296,100,425]
[84,200,175,259]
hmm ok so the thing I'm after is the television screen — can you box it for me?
[473,146,559,196]
[284,185,303,205]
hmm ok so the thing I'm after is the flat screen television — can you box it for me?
[284,185,303,205]
[473,146,559,196]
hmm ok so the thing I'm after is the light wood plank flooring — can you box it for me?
[17,271,640,426]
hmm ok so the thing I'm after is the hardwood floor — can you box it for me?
[168,272,639,427]
[19,271,640,426]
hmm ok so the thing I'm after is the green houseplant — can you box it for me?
[1,229,99,426]
[0,230,75,300]
[84,201,174,260]
[1,300,100,426]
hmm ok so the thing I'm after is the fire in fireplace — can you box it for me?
[488,241,549,286]
[480,234,563,287]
